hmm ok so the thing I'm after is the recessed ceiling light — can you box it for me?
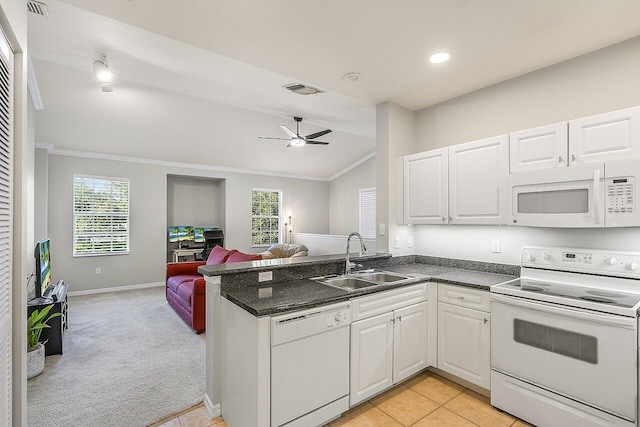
[429,52,450,64]
[342,72,363,82]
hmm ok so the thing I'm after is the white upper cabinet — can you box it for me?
[509,122,568,172]
[403,148,448,224]
[569,106,640,165]
[449,135,509,224]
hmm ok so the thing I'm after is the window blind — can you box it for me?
[359,188,376,240]
[73,175,130,256]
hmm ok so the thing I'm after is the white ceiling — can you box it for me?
[28,0,640,179]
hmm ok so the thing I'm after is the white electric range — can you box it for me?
[491,246,640,427]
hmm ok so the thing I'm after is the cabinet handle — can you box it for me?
[397,315,402,322]
[448,216,452,222]
[571,154,577,163]
[484,318,488,325]
[391,317,395,324]
[441,216,446,222]
[457,296,465,300]
[558,156,563,164]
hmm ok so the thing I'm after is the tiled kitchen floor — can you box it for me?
[152,372,532,427]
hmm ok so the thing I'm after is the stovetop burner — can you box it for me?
[495,278,640,310]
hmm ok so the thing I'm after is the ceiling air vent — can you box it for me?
[285,83,324,96]
[27,1,49,17]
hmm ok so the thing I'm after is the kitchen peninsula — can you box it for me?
[198,252,517,426]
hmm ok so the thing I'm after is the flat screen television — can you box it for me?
[168,226,194,244]
[34,239,52,299]
[194,226,219,243]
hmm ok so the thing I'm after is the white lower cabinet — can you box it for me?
[349,284,429,406]
[437,284,491,390]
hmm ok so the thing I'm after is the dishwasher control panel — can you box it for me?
[327,309,350,328]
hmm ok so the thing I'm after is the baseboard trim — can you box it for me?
[67,281,165,296]
[204,393,221,419]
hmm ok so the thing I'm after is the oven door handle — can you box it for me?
[491,293,637,328]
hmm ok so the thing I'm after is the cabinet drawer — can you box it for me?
[351,283,428,321]
[437,283,490,312]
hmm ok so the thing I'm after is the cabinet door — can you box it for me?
[393,302,428,383]
[350,312,394,406]
[403,148,448,224]
[437,302,490,389]
[448,135,508,224]
[569,106,640,165]
[509,122,568,172]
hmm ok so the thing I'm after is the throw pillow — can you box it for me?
[226,250,263,263]
[206,245,234,265]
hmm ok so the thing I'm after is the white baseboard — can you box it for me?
[67,281,165,297]
[204,393,221,419]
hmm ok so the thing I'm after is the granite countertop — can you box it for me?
[221,263,517,317]
[199,252,392,276]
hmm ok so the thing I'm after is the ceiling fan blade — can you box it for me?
[304,129,332,140]
[280,125,297,138]
[258,136,291,140]
[304,141,330,145]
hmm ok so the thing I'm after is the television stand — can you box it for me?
[28,280,68,356]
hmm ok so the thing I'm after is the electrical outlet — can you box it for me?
[95,267,101,275]
[491,240,501,253]
[258,271,273,282]
[378,223,386,236]
[394,236,400,249]
[408,236,414,248]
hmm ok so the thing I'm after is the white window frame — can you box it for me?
[359,187,376,240]
[251,188,282,247]
[73,174,130,257]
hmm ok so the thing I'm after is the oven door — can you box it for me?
[491,294,637,421]
[506,162,604,227]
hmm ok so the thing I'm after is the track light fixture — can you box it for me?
[93,54,113,92]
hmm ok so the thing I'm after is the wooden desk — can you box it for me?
[172,248,204,262]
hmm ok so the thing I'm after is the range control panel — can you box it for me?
[522,246,640,278]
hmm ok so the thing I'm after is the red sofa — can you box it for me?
[166,261,207,334]
[165,246,263,333]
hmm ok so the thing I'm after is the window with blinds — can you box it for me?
[359,188,376,240]
[73,175,130,256]
[251,188,282,246]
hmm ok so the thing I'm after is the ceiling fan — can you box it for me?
[259,117,332,147]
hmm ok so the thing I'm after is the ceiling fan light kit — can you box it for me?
[258,116,332,148]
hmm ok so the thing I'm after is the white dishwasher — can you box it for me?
[271,301,351,427]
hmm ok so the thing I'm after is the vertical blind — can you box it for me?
[359,188,376,240]
[73,175,130,256]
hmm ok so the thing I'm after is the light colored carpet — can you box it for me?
[27,286,206,427]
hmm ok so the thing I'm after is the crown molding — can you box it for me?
[35,142,337,182]
[328,151,376,181]
[27,57,44,111]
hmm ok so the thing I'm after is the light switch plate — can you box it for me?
[394,236,400,249]
[258,271,273,282]
[378,223,386,236]
[408,236,414,248]
[491,240,501,253]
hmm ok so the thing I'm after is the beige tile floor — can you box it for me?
[152,372,532,427]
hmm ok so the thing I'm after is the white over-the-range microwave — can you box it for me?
[505,158,640,227]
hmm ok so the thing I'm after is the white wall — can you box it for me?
[329,157,376,235]
[412,36,640,264]
[42,149,330,292]
[34,147,48,242]
[292,233,376,256]
[167,175,224,227]
[376,103,415,255]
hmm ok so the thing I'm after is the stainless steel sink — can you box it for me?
[313,269,416,291]
[357,272,409,283]
[323,277,379,291]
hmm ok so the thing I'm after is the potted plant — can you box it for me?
[27,305,60,379]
